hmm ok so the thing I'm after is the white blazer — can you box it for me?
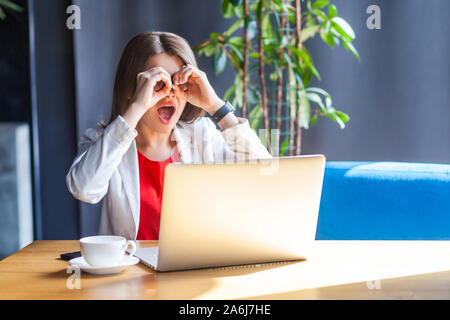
[66,115,272,239]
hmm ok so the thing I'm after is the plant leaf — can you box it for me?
[320,30,333,47]
[249,104,263,130]
[272,0,288,13]
[335,110,350,122]
[342,40,361,61]
[0,0,22,12]
[280,34,289,47]
[288,69,297,118]
[293,69,304,89]
[328,4,338,18]
[280,137,290,156]
[234,4,244,17]
[232,74,243,106]
[321,20,336,47]
[331,17,355,40]
[213,46,227,75]
[312,0,329,9]
[273,60,282,78]
[247,20,258,39]
[311,65,321,80]
[288,46,313,68]
[222,0,235,18]
[204,43,217,57]
[223,84,237,101]
[247,86,259,105]
[222,0,229,15]
[269,70,278,81]
[327,111,345,129]
[306,87,331,97]
[283,51,293,69]
[263,14,277,45]
[227,43,244,63]
[310,112,319,125]
[230,0,242,7]
[256,0,263,22]
[210,32,222,40]
[314,8,328,21]
[250,52,260,59]
[224,17,244,37]
[296,64,311,87]
[298,91,311,129]
[305,92,326,112]
[325,96,332,108]
[229,36,243,46]
[301,25,320,42]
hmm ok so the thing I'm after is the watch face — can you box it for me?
[227,101,236,112]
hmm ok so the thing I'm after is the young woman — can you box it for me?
[66,31,271,240]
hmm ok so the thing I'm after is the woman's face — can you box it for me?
[137,53,187,134]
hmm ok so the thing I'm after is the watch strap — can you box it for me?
[211,101,235,123]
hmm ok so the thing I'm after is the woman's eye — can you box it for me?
[154,80,165,92]
[179,83,188,92]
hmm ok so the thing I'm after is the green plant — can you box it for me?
[0,0,22,20]
[195,0,359,155]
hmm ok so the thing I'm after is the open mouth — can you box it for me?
[156,105,176,123]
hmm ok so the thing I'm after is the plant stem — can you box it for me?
[288,69,296,156]
[275,0,286,154]
[258,0,270,150]
[287,1,296,156]
[276,76,283,149]
[242,0,249,118]
[295,0,302,155]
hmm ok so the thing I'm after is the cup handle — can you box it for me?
[125,240,136,257]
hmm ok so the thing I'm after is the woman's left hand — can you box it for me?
[172,64,224,114]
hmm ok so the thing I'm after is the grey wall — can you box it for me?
[302,0,450,163]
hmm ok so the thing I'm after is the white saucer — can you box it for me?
[68,256,139,275]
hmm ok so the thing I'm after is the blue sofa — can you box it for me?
[315,161,450,240]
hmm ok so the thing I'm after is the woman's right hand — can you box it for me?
[123,67,173,129]
[131,67,173,111]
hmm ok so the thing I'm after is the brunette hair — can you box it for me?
[106,31,204,125]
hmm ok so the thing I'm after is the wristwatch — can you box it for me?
[210,101,235,123]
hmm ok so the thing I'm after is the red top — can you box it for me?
[136,147,181,240]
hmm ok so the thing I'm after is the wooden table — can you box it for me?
[1,240,450,300]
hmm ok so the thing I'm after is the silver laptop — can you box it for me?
[134,155,326,272]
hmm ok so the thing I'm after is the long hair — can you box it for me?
[106,31,204,126]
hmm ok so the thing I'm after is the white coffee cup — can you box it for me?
[80,235,136,267]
